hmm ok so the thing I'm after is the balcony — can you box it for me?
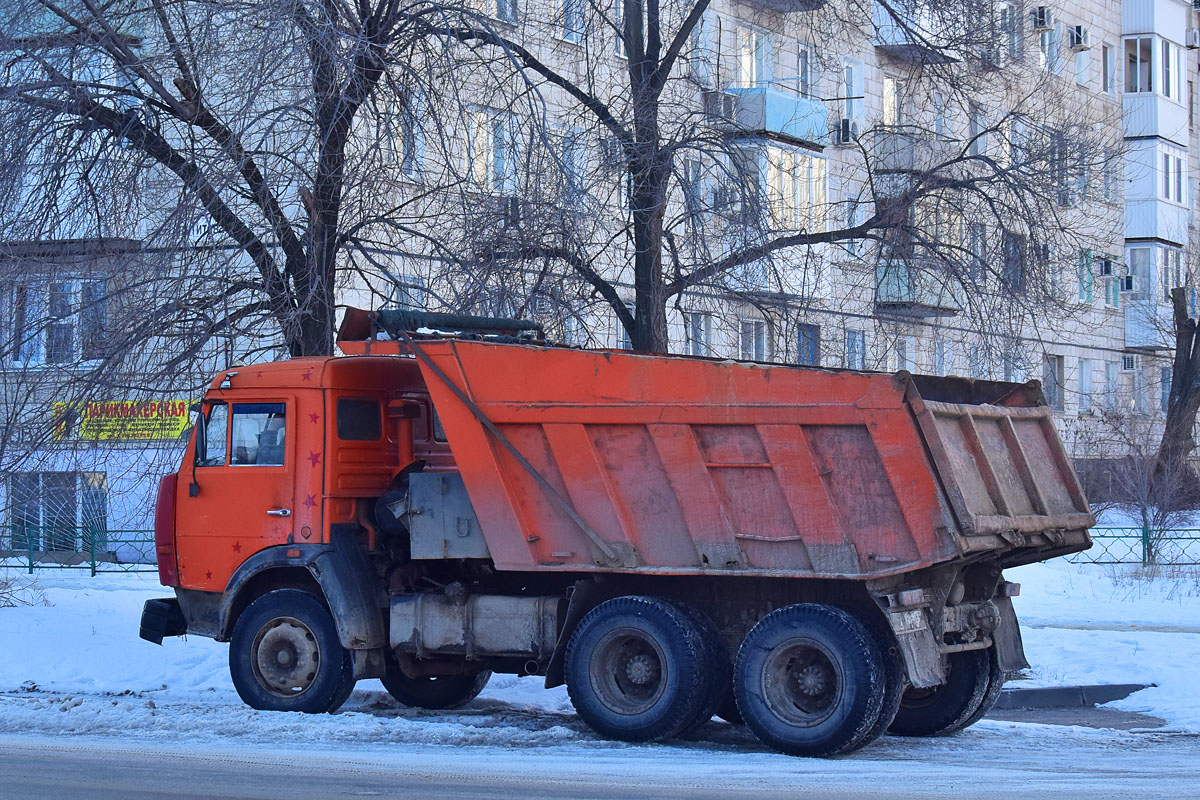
[1123,93,1188,145]
[875,260,961,318]
[871,131,959,174]
[740,0,827,12]
[1124,296,1173,351]
[872,1,958,64]
[712,87,828,147]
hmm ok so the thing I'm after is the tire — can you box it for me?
[565,595,709,742]
[734,603,886,757]
[956,646,1006,731]
[675,604,730,734]
[381,670,492,710]
[229,588,355,714]
[887,648,991,737]
[858,630,904,746]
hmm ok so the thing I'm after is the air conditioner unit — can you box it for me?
[832,118,860,146]
[1122,353,1139,371]
[701,90,736,122]
[529,295,553,315]
[1098,259,1114,277]
[1188,28,1200,49]
[1056,188,1078,208]
[1193,0,1200,12]
[1120,275,1136,292]
[1068,25,1090,50]
[1031,6,1054,31]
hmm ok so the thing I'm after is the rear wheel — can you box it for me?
[734,604,886,757]
[565,595,710,742]
[675,604,730,734]
[887,648,991,737]
[229,588,355,714]
[381,670,492,710]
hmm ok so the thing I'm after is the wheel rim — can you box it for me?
[251,616,321,698]
[760,637,842,726]
[589,627,668,716]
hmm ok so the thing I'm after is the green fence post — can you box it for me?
[1142,524,1151,566]
[89,528,96,578]
[26,528,34,575]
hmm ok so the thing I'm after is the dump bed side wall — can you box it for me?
[417,341,959,578]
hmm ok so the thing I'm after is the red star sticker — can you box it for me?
[232,541,242,553]
[301,369,313,382]
[308,412,319,424]
[307,450,321,467]
[303,494,317,509]
[256,370,264,378]
[205,571,212,580]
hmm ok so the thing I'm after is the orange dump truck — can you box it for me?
[140,308,1092,756]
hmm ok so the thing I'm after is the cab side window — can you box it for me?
[231,403,287,466]
[196,403,228,466]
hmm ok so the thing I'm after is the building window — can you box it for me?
[1078,358,1093,412]
[1162,366,1173,412]
[764,146,826,230]
[739,318,769,361]
[685,311,712,356]
[617,302,634,350]
[1161,150,1185,203]
[882,76,906,127]
[1001,231,1026,294]
[842,61,862,119]
[613,0,624,57]
[470,0,517,23]
[1127,246,1152,301]
[797,323,820,366]
[7,471,107,554]
[1102,44,1115,94]
[391,273,428,309]
[1102,148,1118,203]
[893,336,915,372]
[797,44,813,98]
[1077,249,1093,302]
[1043,354,1065,411]
[1162,39,1181,100]
[1160,247,1183,302]
[967,223,987,280]
[1125,36,1153,93]
[1105,361,1119,409]
[466,109,519,193]
[737,27,771,88]
[933,91,949,139]
[933,339,954,376]
[561,0,584,42]
[998,2,1022,60]
[12,278,107,365]
[844,329,865,370]
[967,103,986,156]
[1074,48,1089,86]
[1039,23,1061,73]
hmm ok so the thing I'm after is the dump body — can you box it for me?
[359,338,1093,578]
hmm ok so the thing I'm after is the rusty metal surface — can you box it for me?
[342,339,1094,579]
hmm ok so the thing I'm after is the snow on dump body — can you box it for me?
[412,340,1093,578]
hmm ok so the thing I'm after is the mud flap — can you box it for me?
[884,607,946,688]
[311,525,388,679]
[139,597,187,645]
[992,595,1029,673]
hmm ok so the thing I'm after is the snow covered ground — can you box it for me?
[0,556,1197,773]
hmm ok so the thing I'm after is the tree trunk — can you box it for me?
[1153,287,1200,503]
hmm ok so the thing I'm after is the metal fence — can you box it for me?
[0,526,156,576]
[1068,527,1200,566]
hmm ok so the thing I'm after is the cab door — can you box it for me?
[175,398,295,591]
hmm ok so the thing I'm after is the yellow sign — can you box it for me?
[53,400,192,441]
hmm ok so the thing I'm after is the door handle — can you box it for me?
[266,508,291,517]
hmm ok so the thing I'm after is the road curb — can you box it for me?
[995,683,1152,710]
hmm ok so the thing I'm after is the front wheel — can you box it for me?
[381,670,492,709]
[734,604,886,757]
[229,588,355,713]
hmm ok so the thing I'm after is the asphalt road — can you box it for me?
[2,724,1199,800]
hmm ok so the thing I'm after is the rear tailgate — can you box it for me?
[906,376,1093,560]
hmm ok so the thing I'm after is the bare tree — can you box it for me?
[0,0,435,359]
